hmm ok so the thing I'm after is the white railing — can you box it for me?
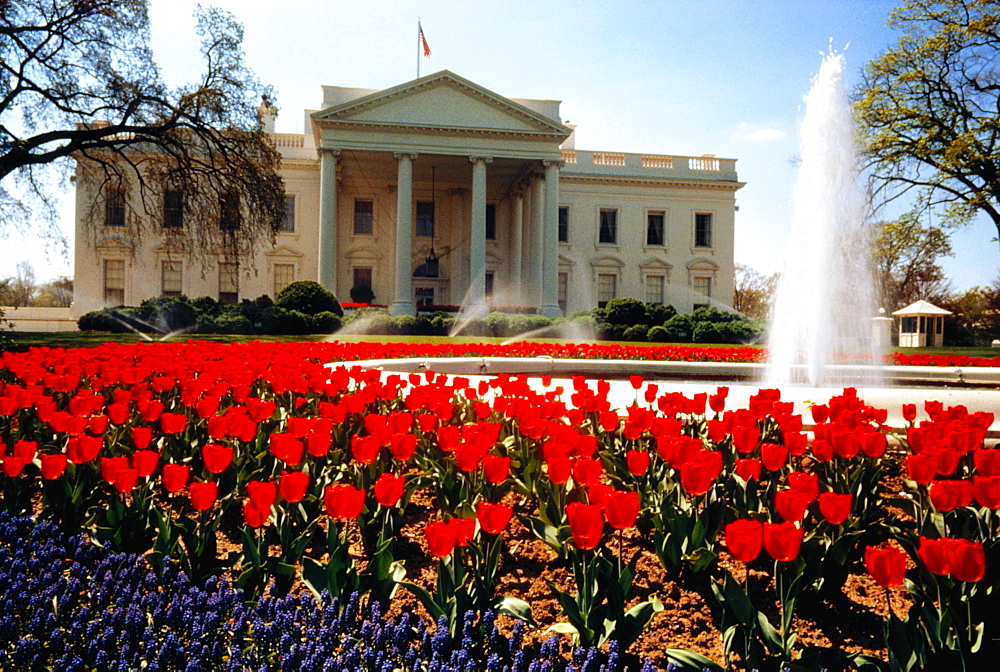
[560,149,578,163]
[689,156,720,171]
[592,152,626,166]
[273,133,305,148]
[641,154,674,168]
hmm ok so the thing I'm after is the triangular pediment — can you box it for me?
[312,71,570,138]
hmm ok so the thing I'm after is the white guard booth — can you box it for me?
[892,299,952,347]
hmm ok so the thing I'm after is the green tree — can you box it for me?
[873,210,953,310]
[0,260,36,307]
[0,1,285,262]
[855,0,1000,248]
[940,283,1000,345]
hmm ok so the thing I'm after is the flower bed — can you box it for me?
[0,340,999,670]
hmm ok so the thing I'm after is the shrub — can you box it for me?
[213,313,252,335]
[275,281,343,316]
[714,319,762,344]
[692,305,741,324]
[622,324,650,342]
[349,284,375,304]
[311,311,342,333]
[394,315,417,335]
[663,314,695,342]
[693,321,723,343]
[647,325,670,342]
[486,312,512,338]
[190,295,222,317]
[645,302,677,326]
[604,297,647,327]
[260,306,311,335]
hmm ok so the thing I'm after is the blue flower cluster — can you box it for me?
[0,514,652,670]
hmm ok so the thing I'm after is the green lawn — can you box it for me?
[2,330,998,359]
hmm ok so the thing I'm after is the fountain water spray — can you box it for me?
[767,51,883,387]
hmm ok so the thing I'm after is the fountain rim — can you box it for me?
[347,356,1000,388]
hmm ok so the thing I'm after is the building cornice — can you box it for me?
[561,174,745,191]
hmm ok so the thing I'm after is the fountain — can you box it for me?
[767,50,882,388]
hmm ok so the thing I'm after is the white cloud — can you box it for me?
[736,126,787,143]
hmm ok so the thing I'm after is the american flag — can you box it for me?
[419,22,431,57]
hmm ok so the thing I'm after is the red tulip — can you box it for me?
[388,433,417,461]
[810,404,829,424]
[373,472,405,507]
[680,450,723,496]
[67,436,102,464]
[2,455,26,477]
[247,480,278,512]
[202,443,234,474]
[113,467,139,494]
[40,453,68,480]
[566,501,604,550]
[476,501,514,535]
[162,463,189,493]
[573,456,603,487]
[455,441,488,472]
[951,539,986,582]
[132,449,159,478]
[88,414,109,435]
[159,412,187,435]
[243,501,269,528]
[107,402,130,425]
[974,450,1000,477]
[902,403,916,423]
[425,520,456,557]
[929,480,972,512]
[448,517,477,547]
[206,415,229,440]
[906,453,937,484]
[598,411,619,433]
[787,472,819,502]
[603,490,640,530]
[13,440,37,463]
[818,491,852,525]
[731,425,760,454]
[324,483,366,520]
[973,475,1000,509]
[735,458,762,482]
[775,489,810,522]
[100,455,129,484]
[269,433,304,466]
[189,481,218,511]
[865,545,907,587]
[760,442,788,471]
[546,456,572,485]
[861,432,888,458]
[279,470,310,503]
[626,450,651,476]
[725,519,763,562]
[763,522,803,562]
[350,434,381,465]
[482,454,511,483]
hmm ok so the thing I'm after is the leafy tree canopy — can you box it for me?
[0,0,285,263]
[873,208,953,311]
[855,0,1000,248]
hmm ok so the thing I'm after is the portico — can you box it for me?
[310,71,570,316]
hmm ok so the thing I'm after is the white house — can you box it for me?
[72,71,743,319]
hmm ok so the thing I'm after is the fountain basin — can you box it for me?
[350,357,1000,438]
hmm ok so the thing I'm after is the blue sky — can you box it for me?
[6,0,997,295]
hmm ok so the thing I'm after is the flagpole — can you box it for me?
[417,19,421,79]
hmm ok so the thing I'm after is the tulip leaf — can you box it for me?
[494,595,536,626]
[663,648,724,672]
[400,580,445,621]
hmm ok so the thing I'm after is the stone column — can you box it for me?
[317,147,340,292]
[469,156,491,311]
[529,174,544,308]
[449,188,467,305]
[539,159,563,318]
[390,152,417,316]
[510,190,524,304]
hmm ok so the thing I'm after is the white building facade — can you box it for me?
[72,71,743,318]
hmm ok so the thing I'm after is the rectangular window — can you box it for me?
[597,273,616,308]
[485,203,496,240]
[353,266,372,290]
[416,201,434,237]
[558,206,569,243]
[103,259,125,305]
[278,195,296,233]
[695,213,712,248]
[599,209,617,244]
[354,199,373,235]
[218,262,238,305]
[415,287,435,307]
[693,276,712,310]
[273,263,294,297]
[485,272,494,300]
[105,189,126,228]
[646,275,665,305]
[646,211,665,246]
[161,261,182,297]
[220,191,241,231]
[163,190,184,229]
[558,272,568,313]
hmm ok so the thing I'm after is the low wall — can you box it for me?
[2,306,78,332]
